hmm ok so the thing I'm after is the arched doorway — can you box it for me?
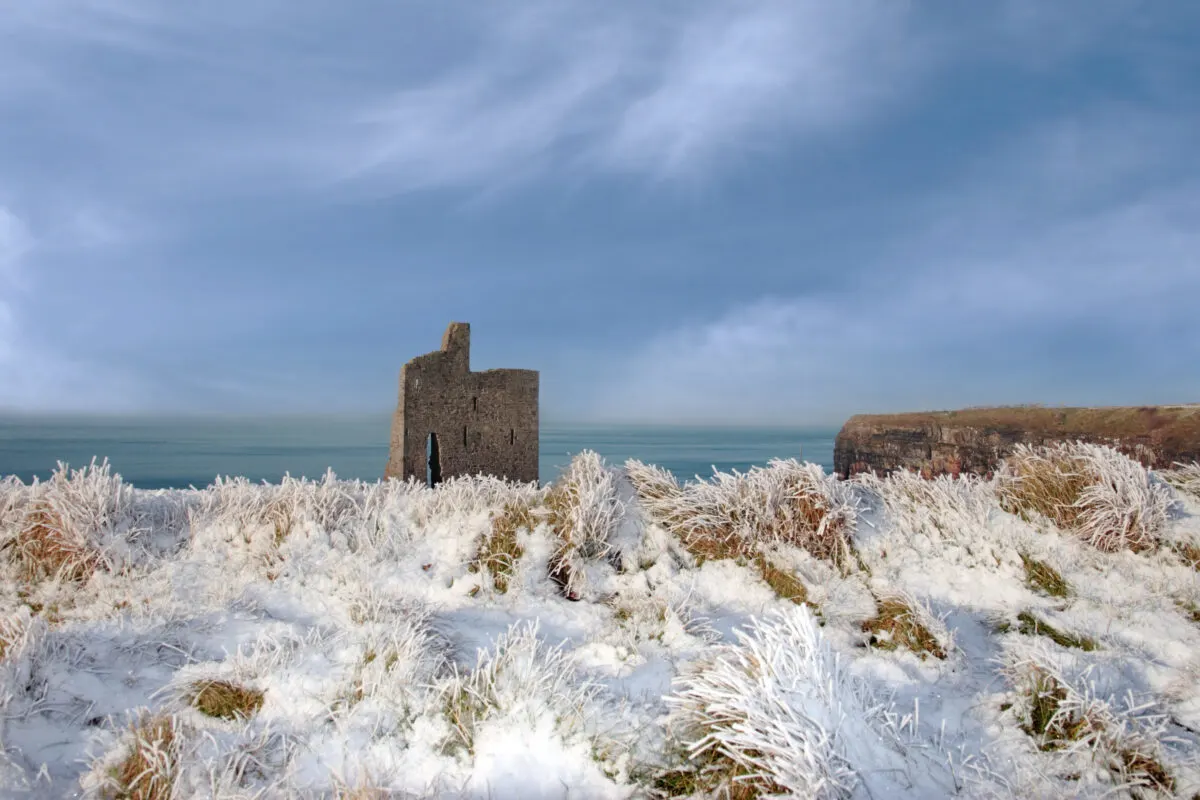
[426,432,442,487]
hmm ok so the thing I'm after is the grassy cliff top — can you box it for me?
[840,404,1200,440]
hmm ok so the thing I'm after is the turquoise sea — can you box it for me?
[0,415,836,489]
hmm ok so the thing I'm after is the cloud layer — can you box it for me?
[0,1,1197,420]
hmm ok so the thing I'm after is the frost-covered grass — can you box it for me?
[1,448,1199,798]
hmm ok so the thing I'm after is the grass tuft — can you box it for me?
[1116,747,1176,796]
[471,500,530,594]
[1014,611,1098,651]
[1170,541,1200,571]
[652,740,784,800]
[997,443,1171,553]
[543,452,622,600]
[861,597,945,660]
[1161,461,1200,501]
[1177,599,1200,625]
[628,458,858,571]
[13,503,99,584]
[1018,668,1099,750]
[185,679,265,721]
[104,714,179,800]
[1020,553,1071,598]
[0,614,26,662]
[755,556,809,607]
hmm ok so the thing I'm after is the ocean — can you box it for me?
[0,415,837,490]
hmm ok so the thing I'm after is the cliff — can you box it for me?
[834,404,1200,479]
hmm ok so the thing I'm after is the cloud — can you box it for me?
[0,0,927,197]
[0,206,33,282]
[0,202,150,411]
[598,109,1200,423]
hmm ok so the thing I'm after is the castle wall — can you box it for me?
[384,322,539,485]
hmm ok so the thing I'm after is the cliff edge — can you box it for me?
[834,404,1200,479]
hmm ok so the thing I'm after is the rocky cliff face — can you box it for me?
[834,405,1200,479]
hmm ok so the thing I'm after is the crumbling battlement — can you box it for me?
[384,322,539,485]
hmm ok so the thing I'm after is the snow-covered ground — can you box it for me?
[1,447,1199,798]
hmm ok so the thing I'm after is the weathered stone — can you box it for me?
[385,322,539,485]
[834,405,1200,479]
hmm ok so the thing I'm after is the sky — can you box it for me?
[0,1,1197,426]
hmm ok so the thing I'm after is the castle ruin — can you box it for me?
[384,322,539,485]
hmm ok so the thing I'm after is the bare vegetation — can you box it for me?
[102,714,180,800]
[997,443,1172,552]
[1004,657,1177,794]
[470,500,532,594]
[0,453,1196,796]
[1021,554,1071,598]
[185,679,265,721]
[754,556,810,607]
[627,458,858,570]
[544,451,623,600]
[1161,461,1200,501]
[1012,611,1098,651]
[861,596,947,660]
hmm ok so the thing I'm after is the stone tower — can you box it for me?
[384,322,539,485]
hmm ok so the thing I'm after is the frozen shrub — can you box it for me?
[471,500,532,594]
[1161,461,1200,501]
[440,620,597,756]
[628,459,857,568]
[545,451,623,599]
[665,606,888,798]
[997,443,1172,552]
[1002,651,1176,793]
[858,469,995,542]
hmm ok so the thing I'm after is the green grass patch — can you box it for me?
[1020,553,1071,598]
[1014,611,1098,651]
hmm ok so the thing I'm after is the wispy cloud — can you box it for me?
[1,1,1197,417]
[600,108,1200,423]
[1,0,928,197]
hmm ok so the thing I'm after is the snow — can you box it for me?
[0,452,1198,798]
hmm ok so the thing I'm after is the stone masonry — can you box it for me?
[384,322,539,485]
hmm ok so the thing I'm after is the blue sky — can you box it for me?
[0,1,1197,425]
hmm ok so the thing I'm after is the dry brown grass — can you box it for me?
[862,597,945,659]
[104,715,179,800]
[861,598,945,659]
[677,524,750,565]
[11,503,100,584]
[755,556,809,607]
[998,450,1093,532]
[0,614,23,662]
[1116,748,1176,796]
[543,485,580,599]
[470,501,531,594]
[1171,541,1200,571]
[185,679,265,721]
[653,730,788,800]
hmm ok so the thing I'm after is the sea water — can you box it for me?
[0,414,836,489]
